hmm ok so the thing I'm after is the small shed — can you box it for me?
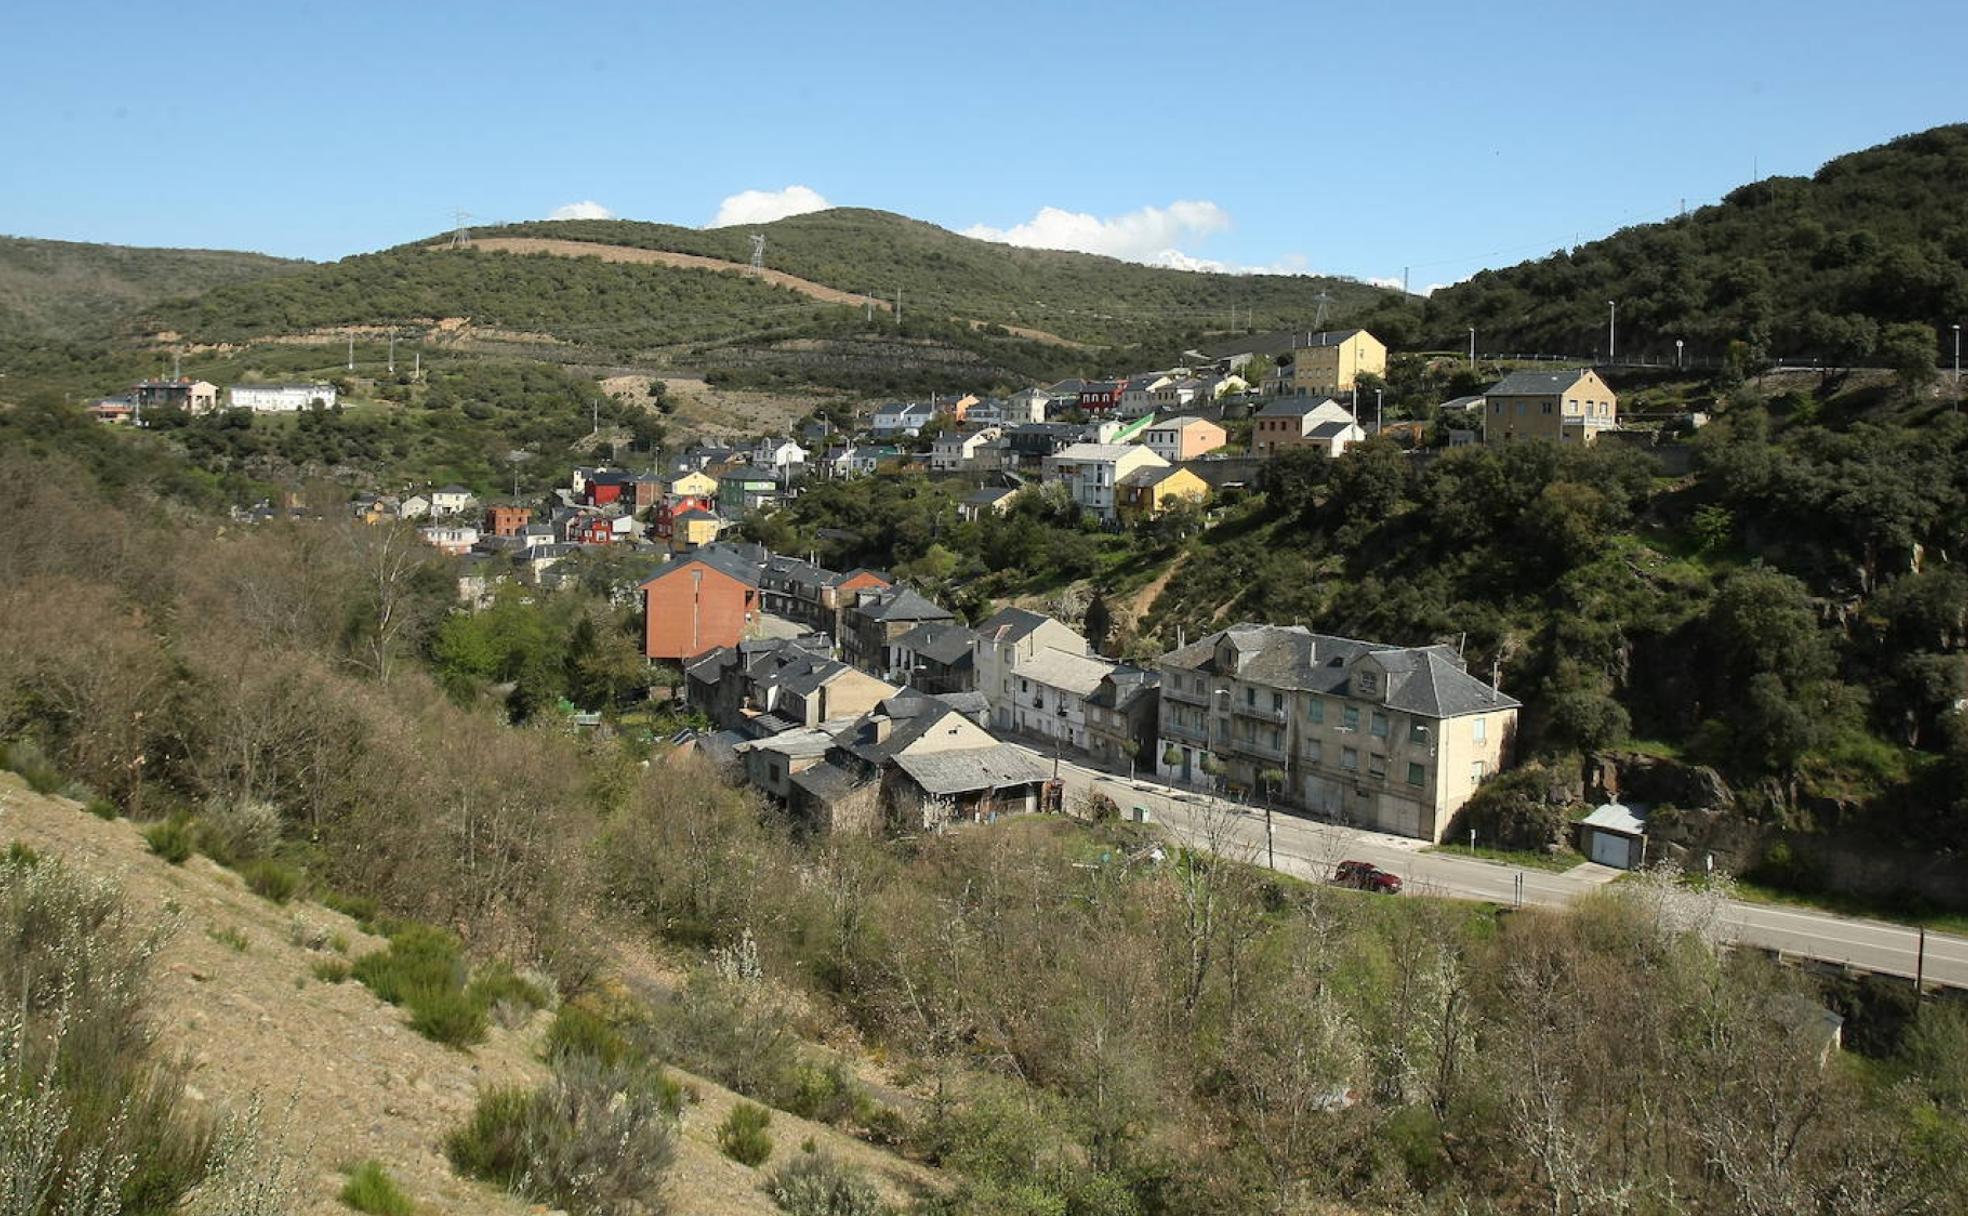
[1580,802,1649,869]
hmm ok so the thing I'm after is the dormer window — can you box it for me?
[1356,670,1379,697]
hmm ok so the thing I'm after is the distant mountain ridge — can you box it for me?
[0,234,305,341]
[1425,123,1968,361]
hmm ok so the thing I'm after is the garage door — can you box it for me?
[1378,796,1422,840]
[1590,829,1631,869]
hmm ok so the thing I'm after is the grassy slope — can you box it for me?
[463,208,1397,346]
[0,773,942,1216]
[0,234,305,340]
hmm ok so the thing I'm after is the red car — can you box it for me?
[1332,860,1403,894]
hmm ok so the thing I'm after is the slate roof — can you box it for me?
[1292,328,1364,348]
[894,621,979,667]
[1159,624,1518,717]
[852,586,953,624]
[737,727,836,760]
[641,545,761,589]
[1086,665,1159,710]
[965,486,1018,506]
[1307,420,1358,438]
[1118,464,1193,489]
[837,707,962,765]
[974,606,1063,645]
[1018,647,1117,697]
[1051,442,1148,462]
[1257,396,1343,418]
[790,761,870,804]
[1438,395,1486,413]
[892,743,1053,796]
[1487,369,1593,397]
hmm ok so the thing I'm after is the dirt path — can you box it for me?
[0,775,941,1215]
[460,237,1085,349]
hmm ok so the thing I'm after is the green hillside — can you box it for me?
[0,234,305,340]
[1424,124,1968,364]
[481,208,1397,346]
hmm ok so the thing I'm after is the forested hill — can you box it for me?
[1424,124,1968,363]
[0,234,305,341]
[437,209,1402,347]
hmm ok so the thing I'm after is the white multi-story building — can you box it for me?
[227,383,338,412]
[1042,442,1169,520]
[974,607,1109,747]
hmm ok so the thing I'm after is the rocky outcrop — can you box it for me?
[1585,750,1734,811]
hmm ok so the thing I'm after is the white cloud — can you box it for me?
[709,185,831,228]
[547,200,615,221]
[962,200,1232,266]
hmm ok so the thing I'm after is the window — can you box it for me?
[1245,686,1256,707]
[1492,401,1502,415]
[1356,671,1379,696]
[1341,747,1359,771]
[1303,695,1324,723]
[1472,717,1487,743]
[1471,760,1487,783]
[1272,691,1285,713]
[1269,728,1282,751]
[1342,705,1360,731]
[1407,762,1426,786]
[1517,402,1527,415]
[1370,711,1388,738]
[1368,754,1386,779]
[1541,401,1552,414]
[1304,739,1323,763]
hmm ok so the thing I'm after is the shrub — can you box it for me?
[786,1059,866,1126]
[197,797,282,865]
[352,923,466,1007]
[340,1160,415,1215]
[464,962,552,1015]
[241,858,302,904]
[7,841,39,867]
[407,985,488,1048]
[208,926,250,953]
[0,856,217,1211]
[719,1101,775,1166]
[145,817,195,864]
[545,1002,628,1067]
[313,957,353,983]
[0,737,65,794]
[767,1150,890,1216]
[448,1057,679,1214]
[322,889,381,929]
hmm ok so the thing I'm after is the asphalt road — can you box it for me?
[1051,758,1968,991]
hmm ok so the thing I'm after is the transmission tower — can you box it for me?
[449,209,474,249]
[1312,289,1332,330]
[749,233,766,274]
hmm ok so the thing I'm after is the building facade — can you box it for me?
[1272,329,1387,396]
[640,549,763,660]
[1482,369,1618,445]
[1155,624,1519,841]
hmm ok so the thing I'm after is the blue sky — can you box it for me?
[3,0,1959,290]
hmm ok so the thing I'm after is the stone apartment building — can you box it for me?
[1270,329,1387,397]
[1155,624,1519,841]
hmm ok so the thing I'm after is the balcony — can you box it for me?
[1232,702,1287,724]
[1162,718,1209,744]
[1161,682,1210,707]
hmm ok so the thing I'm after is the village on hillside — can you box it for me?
[75,328,1702,860]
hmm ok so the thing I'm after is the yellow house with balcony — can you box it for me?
[1117,465,1210,520]
[1482,368,1618,444]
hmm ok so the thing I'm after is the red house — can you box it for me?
[574,515,616,545]
[1078,380,1122,413]
[587,471,633,507]
[640,548,762,660]
[651,495,716,540]
[485,504,533,537]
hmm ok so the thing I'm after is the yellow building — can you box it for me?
[669,508,724,552]
[1275,329,1387,396]
[1482,368,1618,444]
[666,470,719,499]
[1118,465,1210,519]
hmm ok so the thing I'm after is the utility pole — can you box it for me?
[1606,300,1617,365]
[1467,327,1476,367]
[413,350,420,377]
[895,289,902,325]
[1953,324,1961,412]
[1402,266,1410,295]
[1375,388,1383,435]
[388,329,396,374]
[591,399,599,435]
[347,332,354,371]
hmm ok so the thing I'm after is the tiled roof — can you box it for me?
[974,606,1061,644]
[853,586,953,624]
[894,621,979,666]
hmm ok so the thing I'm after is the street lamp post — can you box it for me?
[1953,324,1961,412]
[1676,338,1684,371]
[1467,327,1476,367]
[1374,388,1383,435]
[1607,300,1617,365]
